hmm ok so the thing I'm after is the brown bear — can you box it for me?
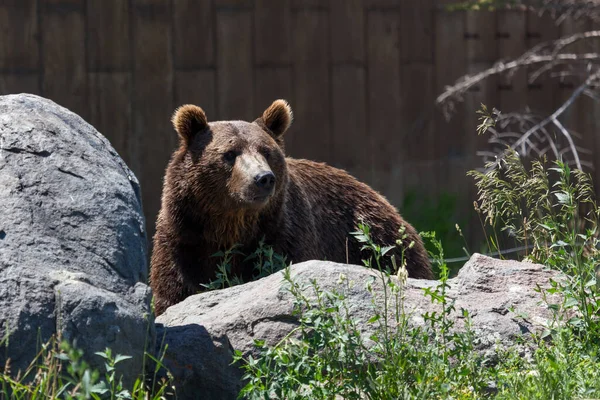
[150,100,432,315]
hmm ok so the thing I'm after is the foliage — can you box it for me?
[470,141,600,344]
[202,238,288,291]
[0,335,173,400]
[235,225,491,399]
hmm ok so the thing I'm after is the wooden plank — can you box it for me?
[254,67,293,119]
[526,10,559,115]
[466,10,497,63]
[497,9,527,113]
[331,65,368,183]
[255,0,291,66]
[399,63,435,161]
[289,9,330,162]
[366,10,403,201]
[215,0,253,9]
[173,0,214,69]
[434,10,466,162]
[216,9,253,120]
[88,72,132,162]
[0,74,39,95]
[399,0,434,63]
[558,18,596,175]
[464,62,497,156]
[575,19,600,191]
[174,69,217,122]
[41,0,87,119]
[556,17,588,127]
[363,0,399,9]
[330,0,364,64]
[292,0,329,9]
[87,0,131,71]
[131,0,174,239]
[0,0,39,71]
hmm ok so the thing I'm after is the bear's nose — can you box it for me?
[254,171,275,191]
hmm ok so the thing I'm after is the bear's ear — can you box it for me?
[258,99,293,138]
[171,105,208,146]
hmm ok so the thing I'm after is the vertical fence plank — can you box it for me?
[289,8,330,162]
[559,18,597,176]
[466,10,496,63]
[255,0,290,67]
[399,63,435,194]
[131,0,174,239]
[330,0,367,181]
[87,0,132,163]
[216,8,253,120]
[173,0,214,69]
[557,17,588,131]
[497,9,527,114]
[88,73,132,161]
[331,65,368,182]
[330,0,364,65]
[434,9,470,234]
[0,75,39,95]
[366,9,403,203]
[464,11,499,242]
[255,67,293,119]
[87,0,131,71]
[465,11,498,153]
[0,0,39,95]
[254,0,291,118]
[363,0,398,8]
[526,10,559,115]
[434,10,466,162]
[41,0,87,119]
[588,20,600,192]
[292,0,329,8]
[0,0,39,72]
[399,0,433,63]
[174,70,217,121]
[215,0,253,8]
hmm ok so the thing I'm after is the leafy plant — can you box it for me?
[235,225,491,399]
[202,238,288,291]
[0,335,173,400]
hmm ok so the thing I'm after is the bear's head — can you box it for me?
[170,100,293,215]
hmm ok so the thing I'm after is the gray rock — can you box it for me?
[0,94,152,385]
[156,254,561,400]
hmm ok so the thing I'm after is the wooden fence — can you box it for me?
[1,0,597,251]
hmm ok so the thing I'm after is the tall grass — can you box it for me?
[0,334,173,400]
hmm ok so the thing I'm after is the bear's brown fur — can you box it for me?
[150,100,432,315]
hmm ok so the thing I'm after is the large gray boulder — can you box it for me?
[156,254,561,400]
[0,94,152,385]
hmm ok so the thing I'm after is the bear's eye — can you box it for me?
[261,149,271,160]
[223,151,237,163]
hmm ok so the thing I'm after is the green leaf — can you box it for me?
[368,314,381,324]
[554,192,570,204]
[380,245,395,256]
[114,354,132,364]
[564,297,579,308]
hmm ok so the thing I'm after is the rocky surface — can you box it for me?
[0,94,152,385]
[156,254,561,400]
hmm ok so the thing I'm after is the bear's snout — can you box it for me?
[254,171,275,193]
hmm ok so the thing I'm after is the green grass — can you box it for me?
[0,335,173,399]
